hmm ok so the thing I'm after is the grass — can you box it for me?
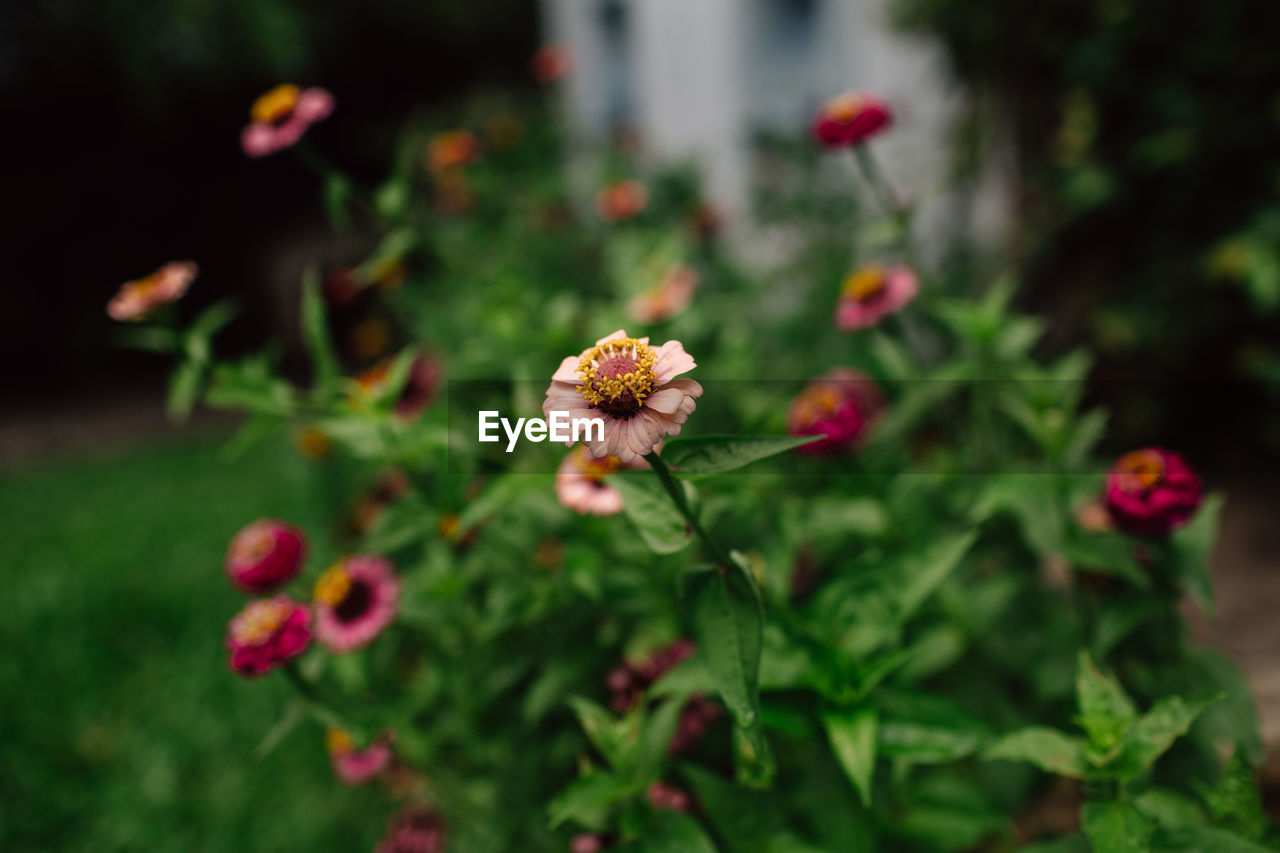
[0,434,389,852]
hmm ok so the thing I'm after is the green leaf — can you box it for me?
[323,172,353,230]
[300,266,338,397]
[983,727,1088,778]
[1152,826,1274,852]
[1112,693,1223,779]
[611,474,694,554]
[166,359,203,421]
[822,704,878,806]
[876,688,991,765]
[659,435,820,477]
[1200,750,1267,841]
[1167,493,1223,614]
[1075,651,1137,765]
[547,769,636,829]
[681,563,765,751]
[1081,801,1153,853]
[897,531,978,618]
[1132,788,1206,831]
[628,811,718,853]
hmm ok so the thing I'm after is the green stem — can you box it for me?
[852,146,903,219]
[648,452,735,569]
[281,662,360,737]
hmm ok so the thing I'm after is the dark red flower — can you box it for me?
[1104,448,1202,537]
[812,91,892,148]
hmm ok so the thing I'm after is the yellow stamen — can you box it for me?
[572,450,625,481]
[231,600,289,645]
[314,565,352,607]
[326,727,354,756]
[251,84,302,124]
[438,513,461,539]
[826,93,864,123]
[1116,450,1164,491]
[842,266,888,304]
[575,337,658,413]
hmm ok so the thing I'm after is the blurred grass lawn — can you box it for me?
[1,435,387,852]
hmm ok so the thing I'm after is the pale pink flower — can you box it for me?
[544,330,702,463]
[835,263,918,330]
[240,84,334,158]
[627,264,698,324]
[312,555,399,652]
[107,261,196,321]
[326,727,393,785]
[555,446,646,516]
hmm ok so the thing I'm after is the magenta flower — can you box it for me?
[544,330,702,463]
[627,264,698,325]
[812,91,892,148]
[225,519,306,593]
[312,555,399,652]
[240,84,334,158]
[225,597,311,676]
[555,446,648,516]
[787,368,883,455]
[835,264,918,330]
[376,806,446,853]
[326,727,393,786]
[646,781,691,812]
[107,261,196,322]
[570,835,607,853]
[1105,448,1203,537]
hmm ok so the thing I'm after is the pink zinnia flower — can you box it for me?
[107,261,196,322]
[326,727,393,785]
[570,835,607,853]
[544,330,702,463]
[812,91,892,148]
[646,781,691,812]
[376,806,446,853]
[628,264,698,324]
[225,519,307,593]
[1105,448,1203,537]
[595,180,649,222]
[787,368,883,454]
[555,446,650,516]
[531,43,572,84]
[225,597,311,676]
[240,84,334,158]
[312,556,399,652]
[835,264,918,330]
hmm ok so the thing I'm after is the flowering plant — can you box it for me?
[121,80,1271,851]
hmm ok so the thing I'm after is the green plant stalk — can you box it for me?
[281,662,361,738]
[648,452,736,571]
[852,146,903,220]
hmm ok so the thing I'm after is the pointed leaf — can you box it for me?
[1076,650,1137,763]
[659,435,820,477]
[1081,801,1153,853]
[823,705,878,806]
[300,266,338,397]
[983,727,1088,778]
[611,474,694,554]
[1112,693,1223,779]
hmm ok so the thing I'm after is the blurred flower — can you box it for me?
[225,597,311,676]
[544,330,702,463]
[669,694,721,756]
[438,513,461,540]
[426,130,481,175]
[555,446,630,516]
[595,179,649,223]
[313,555,399,652]
[293,426,333,461]
[376,806,446,853]
[646,781,691,812]
[107,261,196,322]
[1104,448,1202,537]
[433,171,474,214]
[326,727,393,786]
[225,519,307,592]
[531,43,572,84]
[571,834,607,853]
[835,264,918,330]
[322,267,365,309]
[812,91,892,148]
[787,368,883,454]
[354,354,440,420]
[346,470,412,538]
[607,639,696,712]
[687,202,723,245]
[240,84,334,158]
[627,264,698,324]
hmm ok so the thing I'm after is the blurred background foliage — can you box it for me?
[896,0,1280,464]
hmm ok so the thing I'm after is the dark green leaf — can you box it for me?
[983,727,1088,778]
[1167,493,1223,614]
[659,435,820,477]
[547,769,636,829]
[1076,651,1137,764]
[300,266,338,397]
[1081,801,1153,853]
[1112,693,1222,779]
[822,704,877,806]
[628,811,718,853]
[611,474,694,554]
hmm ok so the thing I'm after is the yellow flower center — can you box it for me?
[794,386,844,424]
[314,565,353,607]
[842,266,888,304]
[573,450,625,481]
[232,599,290,645]
[826,93,864,123]
[438,513,461,539]
[326,727,355,756]
[251,84,302,125]
[1116,450,1164,492]
[576,337,658,416]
